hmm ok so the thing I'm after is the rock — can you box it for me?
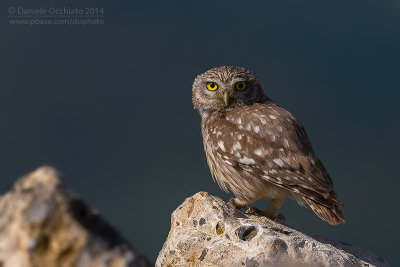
[0,166,151,267]
[156,192,389,267]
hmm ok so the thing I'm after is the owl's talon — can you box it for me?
[264,210,285,223]
[245,207,263,215]
[276,213,285,223]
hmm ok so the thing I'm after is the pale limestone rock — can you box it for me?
[156,192,388,267]
[0,166,151,267]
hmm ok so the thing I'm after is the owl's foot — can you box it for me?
[229,198,250,209]
[244,207,263,216]
[263,211,285,223]
[264,198,286,223]
[246,208,285,223]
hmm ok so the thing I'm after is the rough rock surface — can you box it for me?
[0,166,151,267]
[157,192,388,267]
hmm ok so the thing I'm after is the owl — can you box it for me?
[192,66,345,225]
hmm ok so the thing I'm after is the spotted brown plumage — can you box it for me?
[192,66,345,225]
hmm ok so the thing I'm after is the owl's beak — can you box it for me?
[223,92,230,106]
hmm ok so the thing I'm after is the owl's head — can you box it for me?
[192,66,268,114]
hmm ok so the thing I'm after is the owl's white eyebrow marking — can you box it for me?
[273,158,284,167]
[233,141,242,150]
[239,157,255,165]
[254,149,262,156]
[217,140,226,151]
[283,139,289,147]
[269,115,277,119]
[254,126,260,133]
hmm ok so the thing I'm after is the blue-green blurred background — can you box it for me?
[1,0,399,265]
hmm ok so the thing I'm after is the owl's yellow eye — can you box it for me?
[207,82,218,91]
[235,81,247,91]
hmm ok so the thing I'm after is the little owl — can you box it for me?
[192,66,345,225]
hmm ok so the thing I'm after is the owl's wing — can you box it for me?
[208,102,341,206]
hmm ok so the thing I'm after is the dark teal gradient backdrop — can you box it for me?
[1,0,399,264]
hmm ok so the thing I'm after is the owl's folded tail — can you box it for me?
[303,197,345,225]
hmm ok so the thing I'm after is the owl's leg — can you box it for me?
[264,198,285,222]
[229,198,251,209]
